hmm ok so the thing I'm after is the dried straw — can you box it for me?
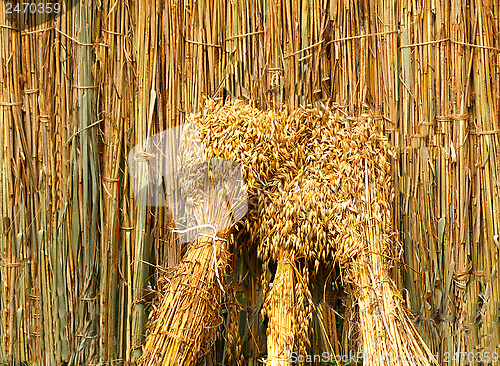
[194,99,437,365]
[262,249,297,366]
[4,0,499,362]
[141,121,246,365]
[141,235,229,365]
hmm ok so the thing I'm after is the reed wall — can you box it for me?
[0,0,499,364]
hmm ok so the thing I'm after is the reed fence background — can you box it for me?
[1,0,499,364]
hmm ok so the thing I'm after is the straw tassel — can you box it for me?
[265,249,295,366]
[141,235,229,365]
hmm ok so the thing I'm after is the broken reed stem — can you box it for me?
[265,249,295,366]
[141,235,229,366]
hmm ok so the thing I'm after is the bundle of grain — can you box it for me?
[193,99,437,366]
[140,122,247,365]
[141,236,229,365]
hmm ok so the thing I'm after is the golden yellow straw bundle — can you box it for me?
[263,249,296,366]
[141,235,229,365]
[193,99,438,365]
[142,99,437,365]
[141,120,245,365]
[342,158,437,366]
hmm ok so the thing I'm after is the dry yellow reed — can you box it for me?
[3,0,499,363]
